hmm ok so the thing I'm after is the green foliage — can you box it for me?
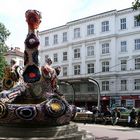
[132,0,140,21]
[0,53,7,80]
[0,23,10,43]
[0,22,10,79]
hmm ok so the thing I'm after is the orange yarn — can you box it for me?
[25,10,41,30]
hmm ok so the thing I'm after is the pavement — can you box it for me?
[77,123,140,140]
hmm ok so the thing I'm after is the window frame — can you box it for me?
[74,28,80,39]
[134,16,140,27]
[53,53,58,62]
[53,34,58,44]
[45,36,49,46]
[102,43,109,54]
[121,80,127,91]
[121,60,127,71]
[134,79,140,90]
[87,63,94,74]
[120,18,126,30]
[63,32,67,42]
[63,66,68,76]
[102,81,109,91]
[63,51,68,61]
[87,24,94,35]
[74,48,80,59]
[102,21,109,32]
[87,46,94,56]
[74,65,80,75]
[135,58,140,70]
[135,39,140,50]
[102,61,109,72]
[121,41,127,52]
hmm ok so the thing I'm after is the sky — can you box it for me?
[0,0,134,52]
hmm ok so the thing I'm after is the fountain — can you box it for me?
[0,10,94,140]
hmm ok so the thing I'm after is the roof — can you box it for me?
[39,7,133,34]
[4,49,24,57]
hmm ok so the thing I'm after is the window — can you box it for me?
[45,55,49,63]
[121,80,127,91]
[134,79,140,90]
[102,81,109,91]
[102,43,109,54]
[87,63,94,74]
[53,34,58,44]
[120,18,126,30]
[74,48,80,58]
[63,67,67,76]
[135,39,140,50]
[87,46,94,56]
[102,61,109,72]
[87,83,94,92]
[53,53,58,62]
[121,60,127,71]
[74,28,80,38]
[63,32,67,42]
[121,41,127,52]
[134,16,140,27]
[63,52,67,61]
[87,24,94,35]
[102,21,109,32]
[74,65,80,75]
[135,58,140,70]
[45,37,49,46]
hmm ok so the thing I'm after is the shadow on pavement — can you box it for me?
[109,127,140,132]
[95,136,118,140]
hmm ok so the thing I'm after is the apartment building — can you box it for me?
[39,8,140,108]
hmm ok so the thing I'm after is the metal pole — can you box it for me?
[71,84,75,105]
[88,77,100,110]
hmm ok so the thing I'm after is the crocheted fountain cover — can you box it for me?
[0,10,75,126]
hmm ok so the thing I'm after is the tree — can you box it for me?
[132,0,140,21]
[0,22,10,80]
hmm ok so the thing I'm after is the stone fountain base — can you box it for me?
[0,123,94,140]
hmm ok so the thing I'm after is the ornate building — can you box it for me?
[39,8,140,108]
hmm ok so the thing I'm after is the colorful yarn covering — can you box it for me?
[0,10,75,126]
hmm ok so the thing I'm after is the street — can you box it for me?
[77,123,140,140]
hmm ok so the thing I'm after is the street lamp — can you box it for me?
[88,77,100,110]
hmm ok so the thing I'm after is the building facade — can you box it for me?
[4,47,24,67]
[39,8,140,108]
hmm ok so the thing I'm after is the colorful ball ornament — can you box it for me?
[0,102,7,118]
[45,97,67,118]
[3,78,14,90]
[15,106,37,120]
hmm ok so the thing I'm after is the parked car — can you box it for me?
[111,107,131,119]
[74,107,93,122]
[111,107,129,112]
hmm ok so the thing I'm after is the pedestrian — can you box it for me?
[103,107,112,125]
[137,109,140,126]
[128,107,137,127]
[92,106,100,124]
[111,107,120,125]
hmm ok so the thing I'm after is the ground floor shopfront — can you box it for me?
[101,95,140,108]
